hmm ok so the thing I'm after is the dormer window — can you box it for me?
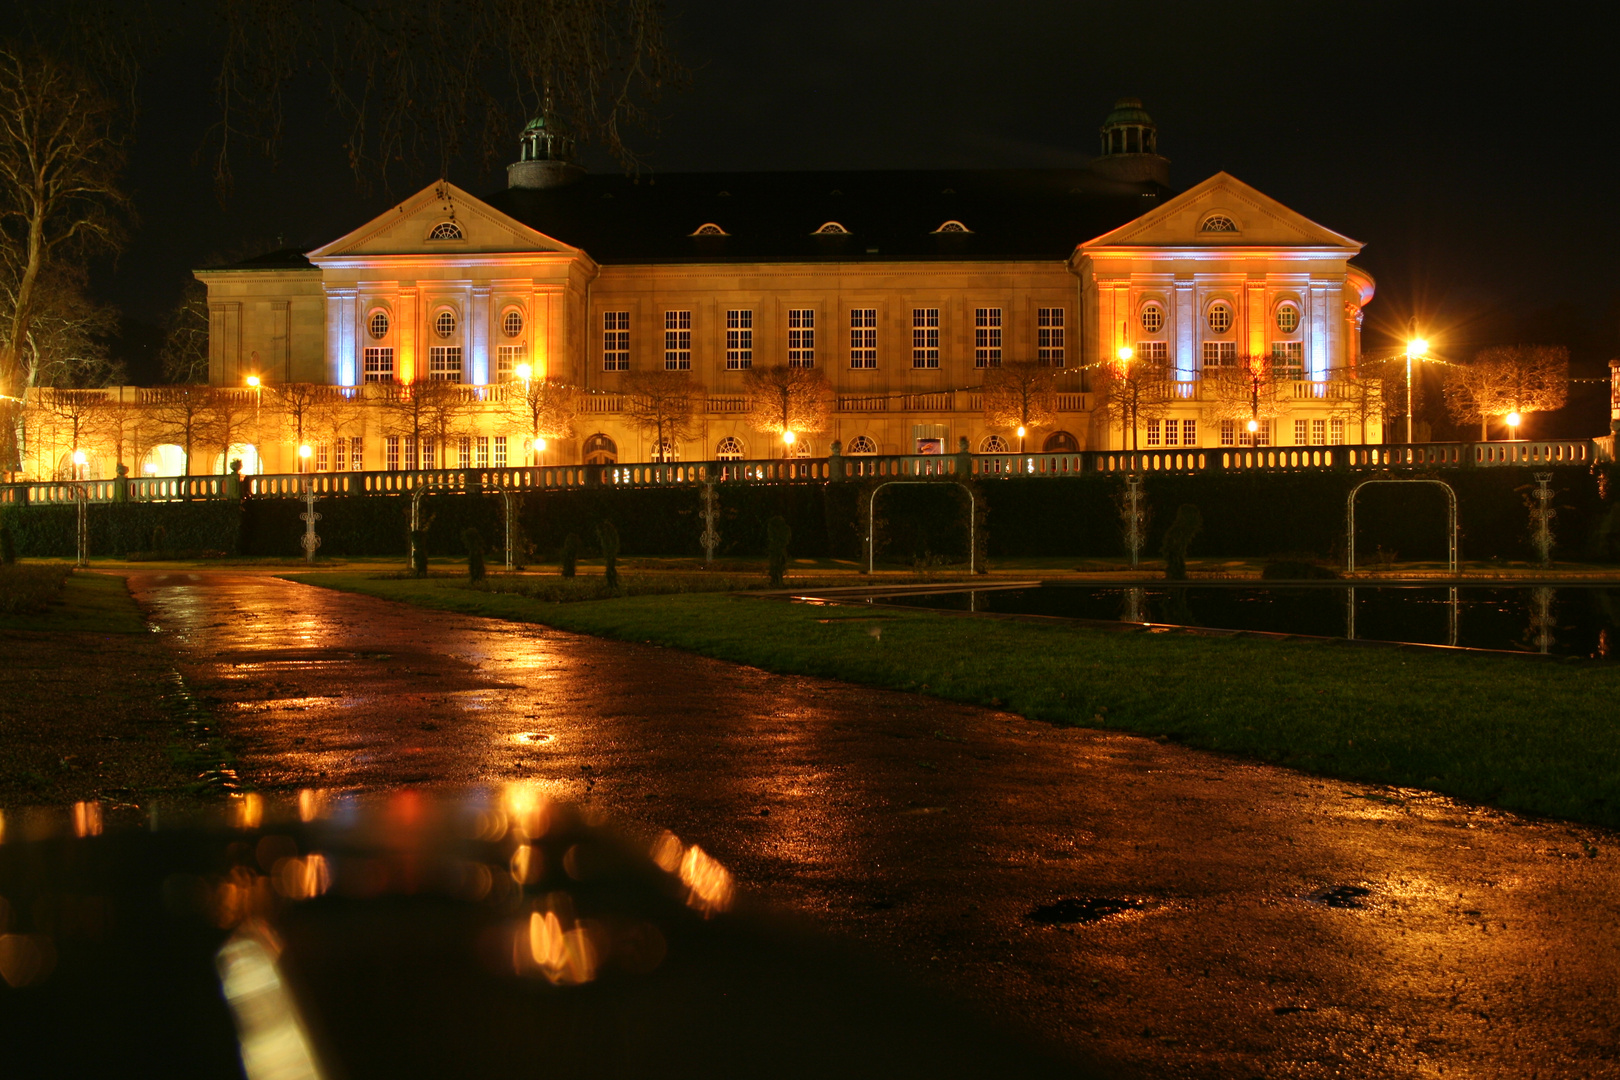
[427,221,464,241]
[1200,214,1238,234]
[933,220,970,233]
[813,222,849,235]
[691,223,728,236]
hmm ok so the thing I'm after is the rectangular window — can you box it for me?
[429,345,463,382]
[1272,341,1305,381]
[850,308,877,368]
[912,308,940,369]
[1182,419,1198,446]
[1330,418,1346,445]
[333,438,346,472]
[476,436,490,469]
[421,438,436,470]
[1146,419,1162,446]
[788,309,815,367]
[1311,419,1326,445]
[315,442,329,471]
[494,435,507,468]
[403,436,416,471]
[1037,307,1065,366]
[1201,342,1236,370]
[664,310,692,370]
[725,309,753,370]
[974,307,1002,367]
[363,347,395,382]
[385,435,400,471]
[1162,418,1179,446]
[1220,419,1235,446]
[497,345,524,380]
[349,436,364,472]
[1294,419,1309,445]
[603,312,630,371]
[1137,341,1170,369]
[458,436,471,469]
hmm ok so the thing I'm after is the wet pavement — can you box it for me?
[130,572,1620,1079]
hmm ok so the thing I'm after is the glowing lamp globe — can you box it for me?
[298,444,312,459]
[1506,411,1522,429]
[532,437,547,452]
[1246,419,1260,434]
[782,431,796,445]
[514,363,533,380]
[143,462,157,475]
[1015,425,1027,439]
[71,449,87,466]
[245,375,261,389]
[1116,345,1134,363]
[1405,338,1429,360]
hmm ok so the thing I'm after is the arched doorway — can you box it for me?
[1043,430,1079,452]
[143,444,189,477]
[583,433,617,465]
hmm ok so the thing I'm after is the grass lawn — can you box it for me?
[0,570,149,633]
[287,572,1620,830]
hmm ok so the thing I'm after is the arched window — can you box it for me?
[933,220,970,233]
[1200,214,1238,233]
[1275,304,1300,334]
[428,221,464,240]
[692,223,727,236]
[502,310,524,337]
[434,310,457,338]
[368,310,390,339]
[787,438,811,458]
[979,434,1010,453]
[1140,303,1164,334]
[652,437,679,463]
[715,436,745,461]
[1043,430,1079,452]
[845,435,878,454]
[812,222,849,235]
[583,434,617,465]
[1206,302,1233,335]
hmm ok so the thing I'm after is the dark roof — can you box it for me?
[483,168,1170,264]
[206,248,316,272]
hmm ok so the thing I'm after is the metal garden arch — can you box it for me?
[866,481,977,575]
[1346,478,1457,575]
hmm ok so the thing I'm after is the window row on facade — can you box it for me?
[358,305,530,384]
[601,306,1068,372]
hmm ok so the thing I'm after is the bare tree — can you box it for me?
[1098,354,1176,451]
[981,361,1058,451]
[743,364,831,454]
[0,45,128,399]
[144,387,216,476]
[308,391,361,468]
[28,387,116,476]
[1446,345,1569,439]
[159,279,211,385]
[378,380,475,469]
[209,388,258,473]
[207,1,682,195]
[502,377,579,462]
[1209,354,1286,439]
[623,369,700,462]
[1327,365,1385,445]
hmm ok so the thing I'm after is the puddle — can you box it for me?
[1026,896,1143,925]
[1307,885,1372,909]
[513,732,556,746]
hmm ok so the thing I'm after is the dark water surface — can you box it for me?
[862,584,1620,658]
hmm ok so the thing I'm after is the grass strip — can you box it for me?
[286,573,1620,830]
[0,571,148,632]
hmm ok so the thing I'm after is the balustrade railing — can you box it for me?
[0,439,1601,505]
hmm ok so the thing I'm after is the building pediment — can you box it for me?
[306,180,581,261]
[1079,172,1362,253]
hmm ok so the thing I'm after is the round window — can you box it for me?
[368,311,389,339]
[1140,303,1164,335]
[503,310,523,338]
[434,310,457,338]
[1276,305,1299,334]
[1207,303,1233,335]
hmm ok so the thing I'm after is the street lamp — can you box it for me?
[531,436,546,466]
[298,443,312,473]
[1404,336,1429,445]
[1116,345,1136,450]
[782,430,796,459]
[1506,411,1522,438]
[1015,424,1027,453]
[71,448,87,481]
[514,362,532,382]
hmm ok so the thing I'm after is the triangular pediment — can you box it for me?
[307,180,578,259]
[1081,172,1362,251]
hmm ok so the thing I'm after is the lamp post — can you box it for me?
[1116,345,1136,450]
[531,436,546,467]
[1015,424,1027,453]
[1404,335,1429,445]
[298,443,312,474]
[1505,411,1522,439]
[71,448,87,482]
[782,429,796,460]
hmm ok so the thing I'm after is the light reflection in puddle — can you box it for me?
[512,732,555,746]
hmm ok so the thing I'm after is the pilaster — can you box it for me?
[471,285,492,384]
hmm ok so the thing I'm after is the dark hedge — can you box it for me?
[2,463,1613,564]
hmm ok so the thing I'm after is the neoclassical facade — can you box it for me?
[191,100,1377,474]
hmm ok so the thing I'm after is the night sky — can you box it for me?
[98,1,1618,428]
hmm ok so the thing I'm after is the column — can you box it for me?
[1245,279,1266,360]
[1309,281,1330,381]
[1321,280,1343,382]
[397,285,418,384]
[1174,279,1195,379]
[470,285,492,385]
[325,287,356,386]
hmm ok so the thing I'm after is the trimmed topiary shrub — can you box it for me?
[597,521,620,590]
[0,521,14,565]
[559,532,580,578]
[1160,504,1203,580]
[766,515,791,586]
[463,528,486,582]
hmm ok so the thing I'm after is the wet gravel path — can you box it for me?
[131,572,1620,1080]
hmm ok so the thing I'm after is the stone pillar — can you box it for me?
[1245,279,1266,360]
[470,285,492,385]
[325,287,357,386]
[1309,281,1330,382]
[1174,279,1195,380]
[397,285,418,384]
[1321,280,1343,382]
